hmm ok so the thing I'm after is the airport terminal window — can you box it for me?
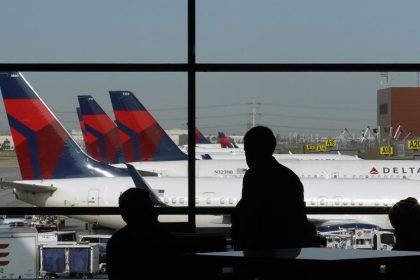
[2,1,420,278]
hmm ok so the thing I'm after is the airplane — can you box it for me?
[78,95,218,158]
[78,92,361,167]
[0,71,415,231]
[0,73,412,182]
[218,131,236,148]
[106,91,365,175]
[78,94,240,160]
[109,90,188,162]
[77,94,211,163]
[77,95,125,164]
[195,127,211,144]
[76,106,97,160]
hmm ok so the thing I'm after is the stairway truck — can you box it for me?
[0,226,38,279]
[40,243,100,278]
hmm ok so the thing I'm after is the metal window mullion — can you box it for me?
[187,0,196,227]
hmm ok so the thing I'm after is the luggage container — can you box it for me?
[78,234,111,273]
[40,243,99,278]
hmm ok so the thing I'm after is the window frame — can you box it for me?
[0,0,416,225]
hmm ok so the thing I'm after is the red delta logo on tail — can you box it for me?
[218,132,231,148]
[1,74,69,180]
[113,108,159,161]
[109,91,187,161]
[0,72,128,180]
[77,95,125,164]
[76,107,98,160]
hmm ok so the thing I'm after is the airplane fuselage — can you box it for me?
[13,176,420,230]
[113,159,420,179]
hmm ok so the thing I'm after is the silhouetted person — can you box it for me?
[386,197,420,279]
[106,188,177,280]
[231,126,320,250]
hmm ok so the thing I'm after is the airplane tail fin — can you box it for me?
[195,128,210,144]
[0,72,127,180]
[201,153,212,160]
[126,163,167,207]
[230,137,239,148]
[77,95,125,164]
[76,107,95,159]
[218,131,231,148]
[76,107,86,135]
[109,90,188,161]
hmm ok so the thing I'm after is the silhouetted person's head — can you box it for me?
[244,126,276,168]
[389,197,420,233]
[119,188,157,226]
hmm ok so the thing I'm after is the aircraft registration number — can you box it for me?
[214,170,234,175]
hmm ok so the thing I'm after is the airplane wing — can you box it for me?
[0,180,57,193]
[125,163,168,207]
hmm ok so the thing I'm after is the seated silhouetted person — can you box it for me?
[106,188,177,280]
[386,197,420,279]
[231,126,322,251]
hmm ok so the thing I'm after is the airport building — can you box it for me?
[377,87,420,137]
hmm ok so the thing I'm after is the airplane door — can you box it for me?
[88,189,99,207]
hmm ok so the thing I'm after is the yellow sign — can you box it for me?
[407,140,420,150]
[306,144,316,150]
[316,145,327,152]
[325,139,336,147]
[379,146,393,155]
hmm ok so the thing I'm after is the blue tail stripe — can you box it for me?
[76,107,82,121]
[109,91,147,111]
[52,139,129,178]
[0,72,38,99]
[84,124,125,164]
[7,114,41,178]
[113,148,125,165]
[84,124,108,163]
[114,120,141,161]
[78,95,107,115]
[153,135,188,161]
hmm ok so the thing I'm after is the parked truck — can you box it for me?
[320,227,395,250]
[352,228,395,250]
[0,226,38,279]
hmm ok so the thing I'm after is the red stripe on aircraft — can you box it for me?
[11,128,34,180]
[4,100,55,132]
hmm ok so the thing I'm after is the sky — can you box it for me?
[1,0,420,137]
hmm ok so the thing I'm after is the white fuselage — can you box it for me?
[180,145,359,161]
[113,158,420,179]
[199,153,360,161]
[13,176,420,230]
